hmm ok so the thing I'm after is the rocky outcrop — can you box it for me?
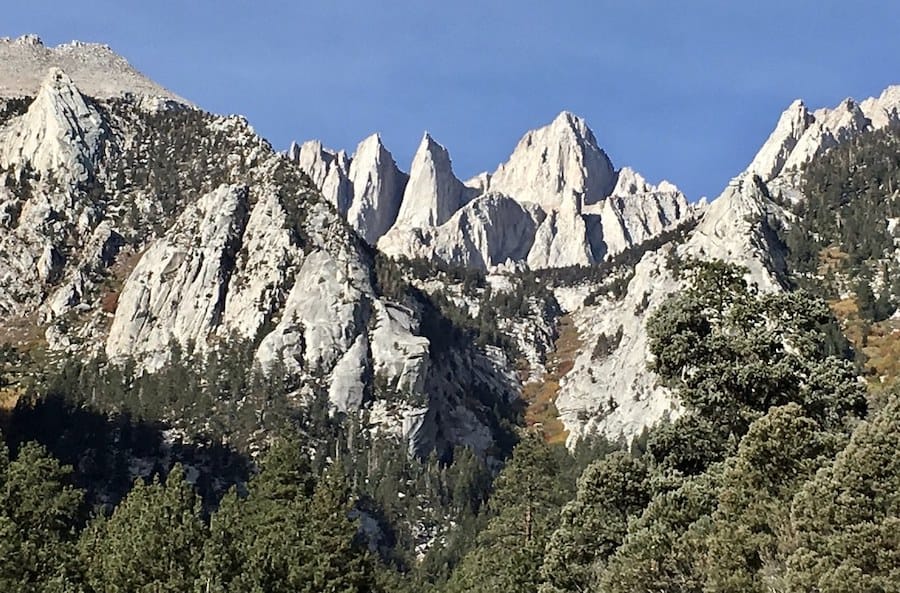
[556,172,787,444]
[379,193,544,268]
[746,100,814,181]
[392,133,471,230]
[0,34,188,103]
[860,85,900,130]
[486,111,616,211]
[527,206,594,269]
[353,115,691,270]
[289,140,352,214]
[346,134,408,244]
[0,68,107,183]
[593,168,689,258]
[747,86,900,180]
[685,174,786,291]
[106,184,251,367]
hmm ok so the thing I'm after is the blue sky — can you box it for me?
[7,1,900,200]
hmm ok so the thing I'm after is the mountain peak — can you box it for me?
[488,112,615,211]
[0,67,107,182]
[0,36,188,103]
[391,132,467,230]
[11,34,43,46]
[746,97,814,181]
[346,134,408,244]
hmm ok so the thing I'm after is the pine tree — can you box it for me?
[540,451,650,593]
[0,440,85,593]
[786,394,900,590]
[444,435,567,593]
[80,464,206,593]
[700,403,843,592]
[298,467,379,593]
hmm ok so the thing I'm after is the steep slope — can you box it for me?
[392,132,472,229]
[555,173,787,443]
[287,140,351,214]
[0,68,517,459]
[289,133,407,245]
[348,112,692,270]
[0,34,188,104]
[484,110,616,211]
[552,87,900,444]
[0,68,107,181]
[0,68,115,317]
[380,193,545,269]
[748,85,900,183]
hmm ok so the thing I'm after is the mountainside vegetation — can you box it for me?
[1,58,898,592]
[3,258,897,592]
[782,127,900,394]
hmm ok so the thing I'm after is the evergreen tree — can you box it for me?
[444,435,567,593]
[539,451,650,593]
[647,260,866,438]
[598,470,721,593]
[700,403,844,592]
[0,440,85,593]
[80,464,206,593]
[298,467,379,593]
[786,394,900,591]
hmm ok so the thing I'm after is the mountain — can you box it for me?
[748,85,900,184]
[0,63,519,463]
[295,111,692,270]
[3,40,891,456]
[0,34,188,105]
[1,35,898,591]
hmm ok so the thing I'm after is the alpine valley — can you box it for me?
[1,34,899,593]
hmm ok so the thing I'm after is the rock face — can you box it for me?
[747,86,900,181]
[379,193,545,269]
[0,34,188,103]
[553,87,900,444]
[0,68,107,182]
[0,68,117,317]
[392,133,471,230]
[0,63,517,459]
[746,100,814,181]
[106,185,251,367]
[288,140,352,214]
[290,134,407,245]
[556,172,787,444]
[3,41,896,462]
[311,112,691,270]
[485,111,616,211]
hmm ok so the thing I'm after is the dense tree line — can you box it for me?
[2,260,898,591]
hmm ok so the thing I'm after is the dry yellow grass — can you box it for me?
[523,315,582,444]
[829,292,900,393]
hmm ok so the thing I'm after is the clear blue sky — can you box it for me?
[7,1,900,200]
